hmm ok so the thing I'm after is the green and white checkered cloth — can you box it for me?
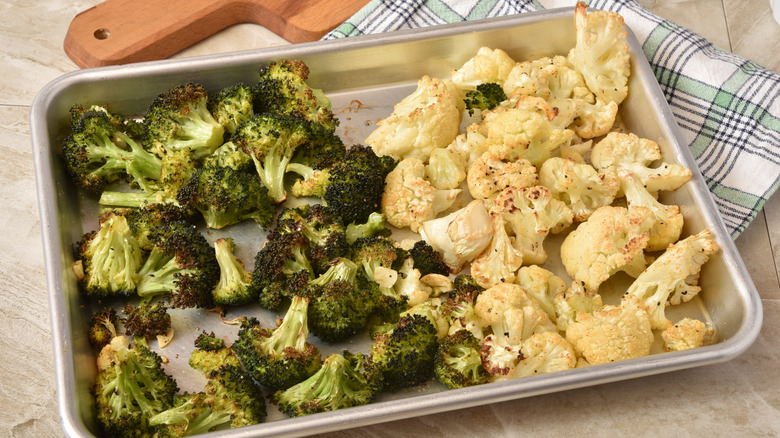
[324,0,780,238]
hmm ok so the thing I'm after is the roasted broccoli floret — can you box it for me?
[69,104,124,132]
[434,329,489,389]
[273,351,377,417]
[184,157,276,229]
[408,239,450,276]
[205,141,253,170]
[122,298,172,340]
[149,392,229,437]
[349,235,407,322]
[126,201,194,251]
[144,82,225,160]
[88,307,119,351]
[93,336,178,437]
[232,296,322,390]
[232,112,312,203]
[193,331,227,352]
[136,220,220,308]
[212,238,255,307]
[369,313,439,392]
[345,212,391,245]
[250,228,314,311]
[74,211,144,299]
[322,145,397,226]
[63,108,163,195]
[350,236,405,277]
[207,83,255,136]
[463,82,507,116]
[287,124,347,198]
[276,203,348,273]
[440,274,485,339]
[149,332,266,435]
[305,257,375,342]
[98,148,198,214]
[253,59,338,132]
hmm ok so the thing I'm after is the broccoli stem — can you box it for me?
[183,411,233,436]
[136,249,193,298]
[84,216,142,294]
[281,246,314,279]
[201,206,241,231]
[250,151,290,203]
[149,398,232,435]
[108,345,161,415]
[285,162,316,182]
[261,295,310,354]
[86,134,130,176]
[85,131,162,192]
[92,132,160,186]
[99,190,173,209]
[167,102,225,156]
[118,132,163,182]
[213,238,252,305]
[309,258,357,287]
[214,239,246,285]
[345,212,386,244]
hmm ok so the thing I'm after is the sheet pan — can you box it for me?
[30,7,763,438]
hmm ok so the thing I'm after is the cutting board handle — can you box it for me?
[64,0,367,68]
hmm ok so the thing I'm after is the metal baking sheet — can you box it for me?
[30,7,762,438]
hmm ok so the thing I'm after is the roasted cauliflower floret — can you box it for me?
[553,280,604,332]
[623,229,719,330]
[479,334,522,378]
[502,55,617,138]
[590,132,692,195]
[382,157,461,232]
[475,282,558,379]
[559,139,594,163]
[474,282,557,346]
[503,55,590,100]
[560,205,656,292]
[567,2,631,105]
[661,318,715,351]
[481,331,576,381]
[511,331,578,379]
[539,157,620,222]
[446,124,489,167]
[490,185,574,265]
[421,273,454,297]
[619,170,684,251]
[565,295,654,365]
[451,47,516,89]
[466,152,538,202]
[514,265,568,324]
[366,76,464,162]
[470,213,524,288]
[419,200,494,271]
[504,95,562,123]
[482,105,575,167]
[567,98,619,139]
[393,256,433,308]
[425,147,467,190]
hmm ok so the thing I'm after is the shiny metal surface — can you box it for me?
[30,7,762,438]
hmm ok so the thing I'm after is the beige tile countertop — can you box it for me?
[3,0,780,436]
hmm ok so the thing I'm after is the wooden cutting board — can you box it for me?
[64,0,370,68]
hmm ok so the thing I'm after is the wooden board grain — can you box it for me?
[64,0,369,68]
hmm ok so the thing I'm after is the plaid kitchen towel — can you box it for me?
[324,0,780,239]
